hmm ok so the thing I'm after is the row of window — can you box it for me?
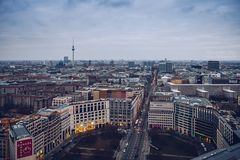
[74,105,105,113]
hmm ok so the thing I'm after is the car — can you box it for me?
[123,149,126,153]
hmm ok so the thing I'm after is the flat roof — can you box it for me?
[192,143,240,160]
[168,82,240,86]
[37,108,56,116]
[174,96,212,107]
[11,124,31,140]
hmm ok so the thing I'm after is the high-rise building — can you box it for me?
[128,61,135,68]
[208,61,220,71]
[166,62,173,73]
[159,60,173,73]
[159,62,166,73]
[63,56,69,64]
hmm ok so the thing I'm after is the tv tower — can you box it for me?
[72,39,75,67]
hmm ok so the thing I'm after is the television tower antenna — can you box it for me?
[72,39,75,67]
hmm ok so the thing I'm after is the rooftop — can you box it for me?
[10,124,31,140]
[37,108,56,117]
[174,96,212,108]
[192,143,240,160]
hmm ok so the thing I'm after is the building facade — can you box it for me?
[52,96,72,106]
[148,101,174,130]
[69,99,110,134]
[9,125,35,160]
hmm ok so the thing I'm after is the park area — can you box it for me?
[148,129,200,160]
[61,128,123,160]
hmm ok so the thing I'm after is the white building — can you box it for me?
[148,101,174,130]
[50,105,71,142]
[9,124,35,160]
[16,109,62,159]
[52,96,72,106]
[69,99,110,134]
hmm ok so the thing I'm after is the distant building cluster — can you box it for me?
[0,59,239,159]
[0,60,151,160]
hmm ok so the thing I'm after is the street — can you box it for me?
[120,70,157,160]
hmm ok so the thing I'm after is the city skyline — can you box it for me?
[0,0,240,60]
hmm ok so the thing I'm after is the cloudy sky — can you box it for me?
[0,0,240,60]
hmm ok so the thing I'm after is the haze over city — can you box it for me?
[0,0,240,60]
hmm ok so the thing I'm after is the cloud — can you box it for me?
[0,0,239,60]
[65,0,133,8]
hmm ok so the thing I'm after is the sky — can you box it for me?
[0,0,240,61]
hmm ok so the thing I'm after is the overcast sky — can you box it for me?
[0,0,240,60]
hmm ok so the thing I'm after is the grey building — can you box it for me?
[159,61,173,73]
[208,61,220,71]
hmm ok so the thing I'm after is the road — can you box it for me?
[121,70,157,160]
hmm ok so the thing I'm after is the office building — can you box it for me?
[159,61,173,73]
[173,96,240,148]
[109,90,143,127]
[208,61,220,71]
[167,83,240,98]
[15,109,62,159]
[63,56,69,64]
[148,101,174,130]
[9,125,35,160]
[50,105,71,142]
[69,99,110,134]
